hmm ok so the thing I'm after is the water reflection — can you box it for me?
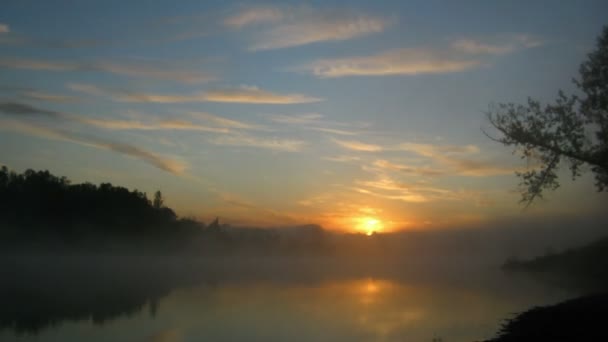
[0,256,579,342]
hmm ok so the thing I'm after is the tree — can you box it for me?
[486,26,608,206]
[153,190,164,209]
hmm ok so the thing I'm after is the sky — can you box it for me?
[0,0,606,233]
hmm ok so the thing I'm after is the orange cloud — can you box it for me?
[226,6,390,50]
[296,35,542,78]
[69,83,323,104]
[333,138,383,152]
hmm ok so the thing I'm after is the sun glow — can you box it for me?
[358,217,383,236]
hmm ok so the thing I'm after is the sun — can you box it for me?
[361,217,382,236]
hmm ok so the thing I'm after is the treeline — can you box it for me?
[0,166,336,254]
[0,166,203,246]
[0,167,393,255]
[503,236,608,288]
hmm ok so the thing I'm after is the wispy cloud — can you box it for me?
[440,157,518,177]
[0,24,9,34]
[396,142,516,177]
[204,85,322,104]
[0,57,214,83]
[224,7,284,28]
[0,119,186,174]
[69,83,323,104]
[352,166,483,203]
[226,6,390,50]
[189,111,263,130]
[324,155,361,163]
[331,137,516,177]
[0,101,231,133]
[451,34,543,55]
[23,91,79,103]
[352,180,431,203]
[93,60,214,83]
[296,34,542,78]
[308,127,356,136]
[373,159,445,177]
[267,113,324,124]
[397,142,480,156]
[0,101,61,118]
[210,134,305,152]
[267,113,357,135]
[332,138,383,152]
[299,48,482,78]
[333,138,481,155]
[81,117,230,133]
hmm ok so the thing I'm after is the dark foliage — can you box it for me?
[0,166,334,255]
[0,166,203,247]
[503,236,608,289]
[485,293,608,341]
[486,26,608,206]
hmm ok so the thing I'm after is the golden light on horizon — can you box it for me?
[358,217,383,236]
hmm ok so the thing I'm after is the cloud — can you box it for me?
[23,91,79,103]
[333,138,383,152]
[81,117,230,133]
[0,58,75,71]
[397,142,480,157]
[210,134,305,152]
[204,85,323,104]
[0,100,231,133]
[352,184,430,203]
[267,113,357,135]
[440,157,517,177]
[451,34,543,55]
[373,159,445,177]
[267,113,324,124]
[224,7,284,28]
[396,143,516,177]
[0,101,61,118]
[333,138,482,156]
[299,48,482,78]
[189,111,262,130]
[329,136,516,177]
[324,155,361,163]
[0,24,9,34]
[92,61,214,83]
[308,127,356,135]
[226,6,390,50]
[69,83,322,104]
[0,119,186,174]
[296,35,542,78]
[352,171,477,203]
[0,58,214,83]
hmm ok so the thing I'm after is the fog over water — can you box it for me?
[2,213,605,342]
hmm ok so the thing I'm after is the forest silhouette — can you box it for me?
[0,166,197,236]
[0,166,336,255]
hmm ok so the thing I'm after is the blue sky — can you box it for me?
[1,0,606,232]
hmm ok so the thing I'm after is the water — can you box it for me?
[0,256,579,342]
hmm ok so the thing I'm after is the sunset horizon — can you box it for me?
[1,1,606,233]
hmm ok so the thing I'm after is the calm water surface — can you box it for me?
[0,257,579,342]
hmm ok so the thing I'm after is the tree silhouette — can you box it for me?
[153,190,164,209]
[485,26,608,206]
[0,167,201,244]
